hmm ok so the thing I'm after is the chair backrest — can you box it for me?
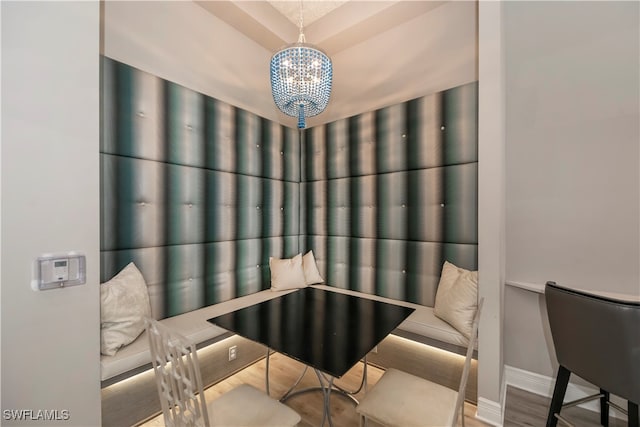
[145,318,210,427]
[545,281,640,404]
[451,298,484,427]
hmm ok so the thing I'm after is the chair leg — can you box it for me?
[461,400,466,427]
[599,389,609,426]
[628,401,639,427]
[547,366,571,427]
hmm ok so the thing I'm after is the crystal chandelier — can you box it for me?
[270,1,333,129]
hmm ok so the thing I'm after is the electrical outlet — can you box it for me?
[228,345,237,361]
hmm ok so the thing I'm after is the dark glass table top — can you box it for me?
[207,287,415,378]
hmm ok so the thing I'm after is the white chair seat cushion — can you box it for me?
[356,368,458,427]
[208,384,300,426]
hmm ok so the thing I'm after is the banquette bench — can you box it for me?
[101,284,473,386]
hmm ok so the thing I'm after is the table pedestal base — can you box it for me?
[265,349,368,427]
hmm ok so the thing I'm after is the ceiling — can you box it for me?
[192,0,477,126]
[102,1,476,128]
[196,1,448,56]
[268,1,349,27]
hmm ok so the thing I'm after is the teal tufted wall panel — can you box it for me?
[101,58,301,318]
[301,82,478,306]
[100,56,478,317]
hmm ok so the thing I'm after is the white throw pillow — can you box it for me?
[302,250,324,285]
[269,254,307,291]
[434,261,478,339]
[100,262,152,356]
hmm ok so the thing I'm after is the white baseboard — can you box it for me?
[504,365,555,397]
[476,397,503,427]
[504,365,628,421]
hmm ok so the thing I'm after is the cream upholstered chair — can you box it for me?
[145,318,300,427]
[356,299,483,427]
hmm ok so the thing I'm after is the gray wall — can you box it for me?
[1,2,101,425]
[504,1,639,377]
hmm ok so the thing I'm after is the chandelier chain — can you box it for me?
[297,0,305,43]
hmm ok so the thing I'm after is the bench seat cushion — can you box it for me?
[101,288,296,382]
[311,285,470,348]
[102,285,471,382]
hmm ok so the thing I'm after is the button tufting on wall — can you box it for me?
[137,111,145,118]
[280,207,284,211]
[401,134,406,138]
[256,265,260,268]
[256,206,261,210]
[139,201,146,206]
[188,203,193,208]
[188,278,193,281]
[256,144,260,148]
[186,124,193,131]
[402,270,406,274]
[280,151,284,155]
[401,204,406,208]
[440,125,446,131]
[440,203,445,208]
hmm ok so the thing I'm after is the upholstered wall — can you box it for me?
[101,58,301,319]
[100,57,478,317]
[301,82,478,306]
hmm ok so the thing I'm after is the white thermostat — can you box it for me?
[32,253,86,291]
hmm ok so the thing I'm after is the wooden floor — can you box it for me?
[139,353,627,427]
[503,385,628,427]
[138,352,485,427]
